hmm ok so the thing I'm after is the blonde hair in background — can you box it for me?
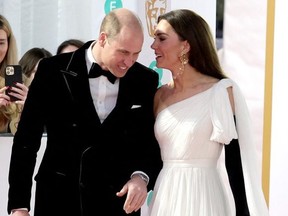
[0,14,18,77]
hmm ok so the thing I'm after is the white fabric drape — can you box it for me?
[218,0,267,175]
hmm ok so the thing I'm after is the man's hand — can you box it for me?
[116,176,148,214]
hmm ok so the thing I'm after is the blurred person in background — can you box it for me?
[56,38,84,54]
[0,14,28,134]
[19,47,52,87]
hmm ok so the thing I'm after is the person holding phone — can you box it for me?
[7,8,162,216]
[0,14,29,134]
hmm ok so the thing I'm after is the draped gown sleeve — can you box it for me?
[210,79,269,216]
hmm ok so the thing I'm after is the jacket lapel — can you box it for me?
[59,41,101,125]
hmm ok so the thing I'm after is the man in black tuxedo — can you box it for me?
[8,8,162,216]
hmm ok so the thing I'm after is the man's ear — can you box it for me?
[98,32,107,47]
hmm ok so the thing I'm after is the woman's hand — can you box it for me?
[0,86,10,107]
[7,82,29,106]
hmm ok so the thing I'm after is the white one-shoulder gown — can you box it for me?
[147,79,269,216]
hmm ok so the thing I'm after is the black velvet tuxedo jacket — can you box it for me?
[8,41,162,216]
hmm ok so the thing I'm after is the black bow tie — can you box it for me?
[88,63,117,84]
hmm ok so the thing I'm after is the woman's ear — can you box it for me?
[183,41,190,53]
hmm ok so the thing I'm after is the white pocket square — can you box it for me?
[131,105,141,109]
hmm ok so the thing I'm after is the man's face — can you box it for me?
[101,26,144,78]
[145,0,167,37]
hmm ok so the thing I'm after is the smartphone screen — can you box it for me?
[5,65,23,102]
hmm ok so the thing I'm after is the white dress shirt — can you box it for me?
[86,42,119,123]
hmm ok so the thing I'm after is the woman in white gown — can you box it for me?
[148,9,269,216]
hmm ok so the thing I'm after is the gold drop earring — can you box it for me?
[173,52,188,79]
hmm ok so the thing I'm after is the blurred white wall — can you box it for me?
[269,1,288,215]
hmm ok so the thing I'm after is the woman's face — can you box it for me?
[0,29,8,64]
[151,19,185,72]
